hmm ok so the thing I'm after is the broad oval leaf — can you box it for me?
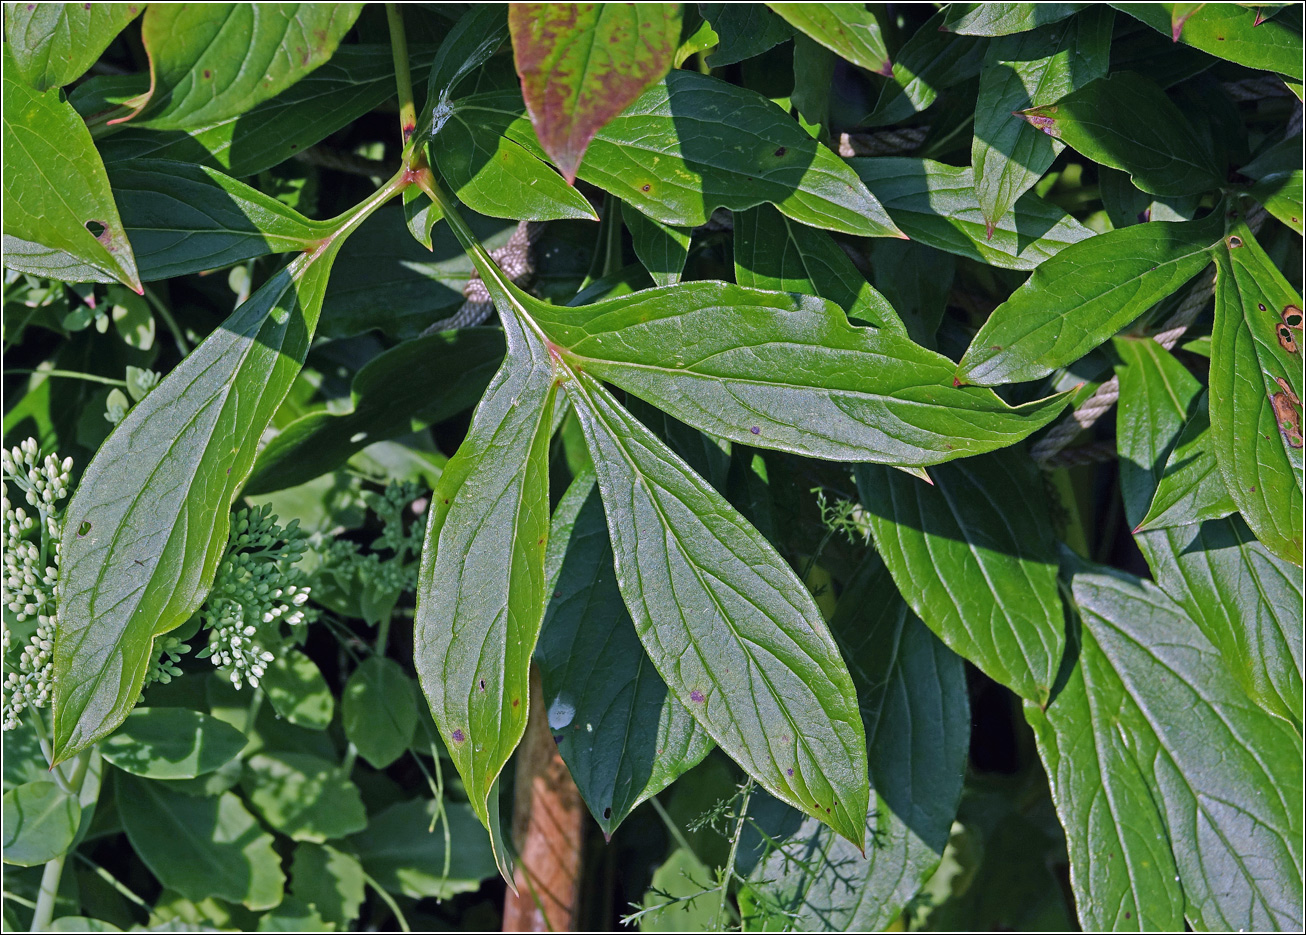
[263,649,334,730]
[536,473,713,837]
[124,3,364,129]
[52,184,394,763]
[768,3,891,76]
[508,2,681,183]
[850,157,1095,271]
[290,844,366,930]
[5,2,144,92]
[349,798,499,900]
[1115,2,1304,81]
[2,50,141,292]
[855,448,1066,705]
[101,707,247,780]
[118,775,285,910]
[342,657,419,771]
[1,781,80,867]
[1210,218,1304,566]
[699,3,792,67]
[1018,71,1223,197]
[957,211,1223,385]
[241,752,368,843]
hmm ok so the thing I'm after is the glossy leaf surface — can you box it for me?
[621,201,690,287]
[957,212,1222,385]
[5,2,143,91]
[1116,3,1304,81]
[864,9,985,126]
[699,3,792,66]
[943,2,1086,35]
[536,474,713,837]
[508,3,681,183]
[768,4,891,75]
[1135,391,1237,531]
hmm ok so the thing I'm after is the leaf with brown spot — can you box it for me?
[509,3,681,184]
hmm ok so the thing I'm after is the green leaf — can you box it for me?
[2,50,142,292]
[125,4,364,129]
[943,2,1087,35]
[1115,2,1304,81]
[5,159,332,285]
[262,649,334,731]
[1042,558,1304,931]
[51,185,392,763]
[1,782,80,867]
[699,3,792,67]
[342,657,419,770]
[431,104,598,221]
[768,3,891,75]
[290,844,365,931]
[413,304,561,831]
[1249,170,1304,236]
[494,70,902,236]
[1135,391,1237,531]
[850,157,1094,271]
[241,752,367,843]
[863,239,956,348]
[508,3,681,182]
[973,10,1112,234]
[957,212,1223,385]
[864,9,986,126]
[856,448,1066,704]
[101,45,439,178]
[257,897,329,932]
[744,553,969,931]
[527,280,1068,466]
[248,329,504,494]
[118,776,285,910]
[100,708,247,780]
[621,201,690,287]
[733,202,907,335]
[1018,72,1224,197]
[424,5,508,116]
[1211,218,1304,565]
[349,798,499,899]
[535,473,713,837]
[5,2,144,91]
[565,369,869,847]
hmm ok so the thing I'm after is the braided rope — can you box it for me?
[838,127,929,157]
[421,221,538,335]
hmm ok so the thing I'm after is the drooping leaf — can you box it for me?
[864,9,986,126]
[420,4,509,138]
[51,186,392,763]
[100,708,247,780]
[699,3,792,66]
[5,2,144,92]
[956,211,1223,385]
[490,70,903,236]
[942,2,1087,35]
[241,752,368,843]
[620,201,690,287]
[565,369,869,847]
[2,50,142,292]
[733,202,907,335]
[1249,170,1304,236]
[342,657,419,771]
[855,447,1065,704]
[290,844,366,931]
[1210,218,1304,565]
[535,473,713,837]
[118,776,285,911]
[349,798,499,899]
[768,3,891,76]
[1,782,80,867]
[850,157,1095,271]
[1018,71,1224,197]
[972,10,1112,233]
[247,328,505,494]
[122,4,364,129]
[262,649,334,731]
[1135,391,1237,531]
[1034,557,1304,932]
[744,553,969,931]
[508,2,682,183]
[1115,2,1304,81]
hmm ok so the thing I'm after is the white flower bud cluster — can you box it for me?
[197,504,312,690]
[2,439,72,731]
[140,635,190,699]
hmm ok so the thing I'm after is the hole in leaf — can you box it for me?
[1283,305,1303,330]
[1277,324,1297,354]
[602,807,612,819]
[1227,235,1243,248]
[77,521,92,537]
[84,219,107,239]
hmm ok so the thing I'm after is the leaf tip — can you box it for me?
[876,60,894,78]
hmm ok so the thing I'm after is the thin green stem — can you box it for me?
[713,781,753,931]
[71,853,150,911]
[142,286,190,356]
[28,713,74,796]
[649,795,699,861]
[386,3,418,152]
[4,369,126,387]
[29,854,65,932]
[244,687,264,735]
[341,742,359,777]
[363,871,411,933]
[375,613,392,657]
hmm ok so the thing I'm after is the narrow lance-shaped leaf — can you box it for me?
[768,4,892,75]
[5,2,144,92]
[620,201,690,287]
[508,3,682,183]
[1211,217,1304,566]
[864,8,986,126]
[119,3,364,128]
[2,48,142,292]
[855,447,1066,705]
[1114,2,1304,82]
[51,181,398,763]
[943,3,1087,36]
[536,473,713,837]
[1018,71,1224,197]
[972,10,1112,234]
[957,211,1223,386]
[699,3,792,67]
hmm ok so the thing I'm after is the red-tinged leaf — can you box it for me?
[509,3,682,183]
